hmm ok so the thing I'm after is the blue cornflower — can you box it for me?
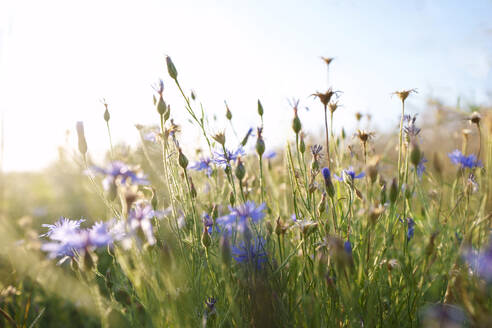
[334,167,365,185]
[416,156,427,178]
[92,161,149,190]
[190,157,213,177]
[263,150,277,159]
[217,201,266,232]
[212,147,245,168]
[128,201,168,245]
[232,237,267,268]
[406,218,415,241]
[144,130,160,143]
[202,213,220,234]
[344,240,352,255]
[448,150,482,169]
[464,236,492,283]
[40,218,113,260]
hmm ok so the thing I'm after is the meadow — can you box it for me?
[0,57,491,327]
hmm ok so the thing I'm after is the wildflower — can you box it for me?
[212,147,245,168]
[321,56,334,66]
[312,89,340,108]
[392,89,417,103]
[355,129,374,144]
[293,219,318,236]
[344,240,352,255]
[416,156,427,178]
[166,55,178,80]
[103,101,110,122]
[334,167,365,187]
[225,101,232,120]
[143,130,160,143]
[189,157,213,177]
[205,297,217,318]
[255,127,265,157]
[463,236,492,283]
[466,174,479,193]
[321,167,335,198]
[232,237,267,268]
[310,144,323,159]
[240,127,254,147]
[328,101,339,114]
[235,157,246,181]
[203,213,220,234]
[406,218,415,241]
[91,161,148,190]
[263,150,276,159]
[403,114,421,142]
[355,112,363,121]
[257,99,264,117]
[40,218,113,260]
[448,150,482,169]
[467,111,481,127]
[127,201,167,245]
[212,131,226,146]
[217,201,266,232]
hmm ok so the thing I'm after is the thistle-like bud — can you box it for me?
[164,104,171,121]
[389,178,398,204]
[257,99,264,117]
[166,55,178,80]
[76,121,88,156]
[275,217,283,236]
[256,128,265,157]
[190,90,196,101]
[265,221,273,235]
[103,104,110,122]
[235,157,246,181]
[157,96,167,116]
[229,191,235,206]
[189,177,197,199]
[380,180,387,204]
[321,167,335,198]
[178,148,189,169]
[292,112,302,135]
[341,128,346,139]
[225,101,232,120]
[201,227,211,249]
[317,192,326,215]
[299,134,306,154]
[410,142,421,168]
[151,187,158,210]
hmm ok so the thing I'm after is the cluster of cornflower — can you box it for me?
[40,217,114,263]
[463,235,492,283]
[448,150,482,169]
[91,161,149,191]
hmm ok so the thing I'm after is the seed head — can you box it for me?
[321,56,334,66]
[212,131,226,146]
[355,112,363,121]
[329,101,339,113]
[392,89,417,103]
[355,129,374,144]
[312,89,340,108]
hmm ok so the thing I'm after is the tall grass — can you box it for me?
[1,57,491,327]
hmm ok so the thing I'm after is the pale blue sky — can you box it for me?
[0,0,491,171]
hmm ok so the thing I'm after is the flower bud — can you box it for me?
[225,102,232,120]
[317,192,326,215]
[229,191,235,206]
[190,178,197,199]
[166,55,178,80]
[410,143,421,168]
[292,113,302,134]
[76,121,88,155]
[104,107,110,122]
[275,217,283,236]
[157,96,167,116]
[389,178,398,204]
[235,158,246,181]
[265,221,273,235]
[178,148,189,169]
[151,187,158,210]
[257,99,264,117]
[299,134,306,154]
[201,228,211,249]
[256,135,265,157]
[321,167,335,198]
[220,236,231,266]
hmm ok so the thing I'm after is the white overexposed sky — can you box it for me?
[0,0,491,171]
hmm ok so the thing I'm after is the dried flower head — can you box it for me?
[355,129,375,144]
[355,112,363,121]
[328,101,339,113]
[468,111,481,127]
[312,89,341,108]
[321,56,334,66]
[212,131,226,145]
[392,89,417,103]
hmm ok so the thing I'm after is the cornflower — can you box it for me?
[464,235,492,283]
[212,147,245,168]
[190,157,213,177]
[127,201,167,245]
[334,167,365,186]
[232,237,267,268]
[217,201,266,232]
[448,150,482,169]
[91,161,148,190]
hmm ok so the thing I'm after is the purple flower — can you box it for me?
[190,158,213,177]
[406,218,415,241]
[92,161,149,190]
[448,150,482,169]
[334,167,365,184]
[464,236,492,283]
[344,240,352,255]
[212,147,245,168]
[127,201,167,245]
[202,213,220,234]
[144,130,160,143]
[263,150,277,159]
[416,156,427,178]
[217,201,266,232]
[232,237,267,268]
[40,218,113,259]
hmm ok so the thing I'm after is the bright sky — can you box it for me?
[0,0,491,171]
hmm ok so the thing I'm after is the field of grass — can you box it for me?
[1,57,491,327]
